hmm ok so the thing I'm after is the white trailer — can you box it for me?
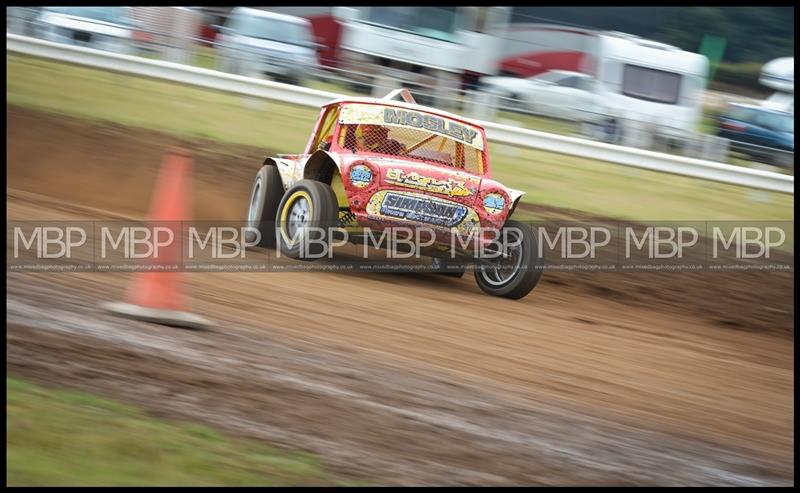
[580,32,709,143]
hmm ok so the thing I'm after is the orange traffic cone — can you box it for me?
[103,148,211,330]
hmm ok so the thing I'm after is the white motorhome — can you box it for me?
[759,57,793,114]
[580,32,709,142]
[333,7,511,106]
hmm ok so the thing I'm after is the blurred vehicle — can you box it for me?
[7,7,43,37]
[580,32,709,144]
[245,88,543,299]
[480,70,598,120]
[496,23,597,79]
[760,57,794,114]
[34,7,137,55]
[333,7,511,105]
[254,7,344,69]
[129,7,202,63]
[215,7,319,85]
[717,103,794,168]
[483,32,709,146]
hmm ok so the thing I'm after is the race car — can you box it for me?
[246,88,543,299]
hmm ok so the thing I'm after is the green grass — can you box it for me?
[193,45,218,71]
[492,110,579,136]
[489,144,793,221]
[6,53,793,221]
[7,54,316,150]
[6,377,357,486]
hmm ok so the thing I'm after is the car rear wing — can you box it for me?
[382,88,417,105]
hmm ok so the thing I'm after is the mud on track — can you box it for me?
[6,105,795,485]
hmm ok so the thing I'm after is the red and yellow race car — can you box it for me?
[246,88,542,299]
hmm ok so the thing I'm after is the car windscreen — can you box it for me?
[230,15,313,47]
[621,64,682,105]
[50,7,132,26]
[364,7,459,42]
[724,106,757,123]
[529,71,570,83]
[754,111,794,133]
[337,104,486,174]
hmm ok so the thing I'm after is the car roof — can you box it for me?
[43,6,128,14]
[323,96,486,131]
[230,7,310,25]
[535,70,588,78]
[726,103,793,116]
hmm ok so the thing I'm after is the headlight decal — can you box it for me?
[483,192,506,215]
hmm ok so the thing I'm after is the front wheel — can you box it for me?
[275,180,339,260]
[474,219,543,299]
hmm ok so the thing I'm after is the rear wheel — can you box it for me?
[474,219,543,299]
[276,180,339,260]
[246,165,284,248]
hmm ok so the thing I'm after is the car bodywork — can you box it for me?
[216,7,318,84]
[35,7,136,55]
[263,90,525,249]
[717,104,794,153]
[481,70,597,121]
[717,103,794,168]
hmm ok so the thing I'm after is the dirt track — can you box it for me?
[6,105,795,485]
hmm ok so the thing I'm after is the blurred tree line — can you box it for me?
[515,6,794,63]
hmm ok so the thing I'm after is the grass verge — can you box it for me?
[6,53,793,221]
[6,376,357,486]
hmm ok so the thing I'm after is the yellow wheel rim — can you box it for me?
[279,190,314,247]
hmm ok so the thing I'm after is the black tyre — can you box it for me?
[275,180,339,260]
[602,117,622,144]
[474,219,544,299]
[771,150,794,169]
[246,165,284,248]
[431,255,466,278]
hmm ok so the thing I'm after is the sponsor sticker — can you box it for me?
[339,103,485,150]
[385,168,475,197]
[349,164,373,188]
[366,191,473,227]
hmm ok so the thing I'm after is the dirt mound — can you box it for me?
[7,105,265,221]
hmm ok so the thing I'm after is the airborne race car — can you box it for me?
[246,88,543,299]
